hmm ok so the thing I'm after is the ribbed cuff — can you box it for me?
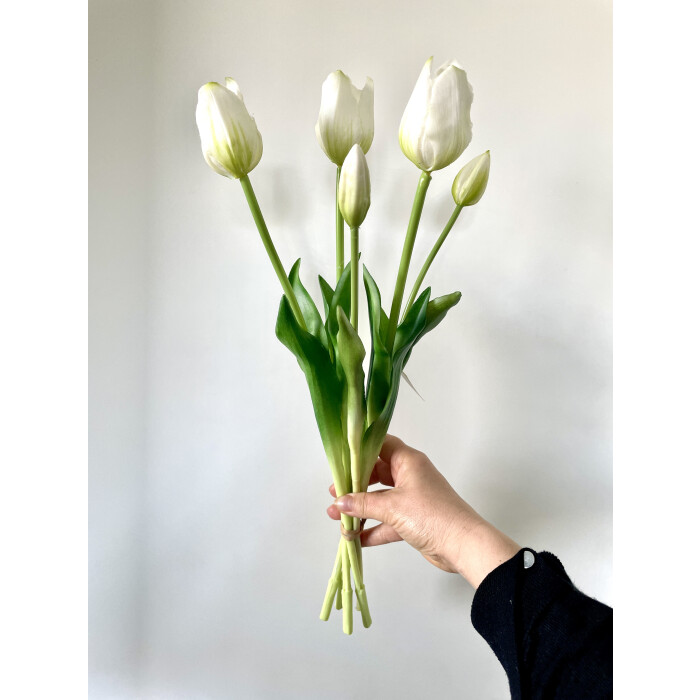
[471,548,540,698]
[470,548,611,699]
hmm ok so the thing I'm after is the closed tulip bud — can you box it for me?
[315,70,374,166]
[452,151,491,206]
[399,57,474,172]
[338,144,371,228]
[195,79,263,179]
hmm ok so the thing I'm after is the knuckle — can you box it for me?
[353,491,368,516]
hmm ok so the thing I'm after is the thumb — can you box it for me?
[334,490,393,522]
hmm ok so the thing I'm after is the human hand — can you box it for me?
[327,434,521,588]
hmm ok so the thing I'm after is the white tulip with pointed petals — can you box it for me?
[196,79,263,179]
[399,57,474,172]
[452,150,491,206]
[315,70,374,166]
[338,145,371,228]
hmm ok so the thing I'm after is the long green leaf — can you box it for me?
[335,307,367,492]
[402,291,462,368]
[325,263,352,342]
[288,259,328,348]
[394,287,431,358]
[318,274,334,320]
[362,288,431,470]
[275,296,344,482]
[323,263,352,378]
[363,266,391,426]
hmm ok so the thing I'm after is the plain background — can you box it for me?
[89,1,611,698]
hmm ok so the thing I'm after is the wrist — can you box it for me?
[450,516,521,589]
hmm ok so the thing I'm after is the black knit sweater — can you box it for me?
[471,548,612,699]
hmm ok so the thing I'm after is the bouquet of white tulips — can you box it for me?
[196,58,491,635]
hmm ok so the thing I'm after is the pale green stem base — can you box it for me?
[320,456,374,632]
[319,536,372,632]
[348,538,372,628]
[341,538,353,634]
[320,539,344,621]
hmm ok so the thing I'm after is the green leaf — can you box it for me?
[335,307,367,489]
[422,291,462,337]
[325,262,352,343]
[322,263,352,376]
[318,275,334,320]
[379,306,390,344]
[402,291,462,368]
[275,296,344,478]
[363,265,391,426]
[363,288,430,461]
[289,259,328,349]
[394,287,431,358]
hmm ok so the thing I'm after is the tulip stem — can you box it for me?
[385,171,432,352]
[320,539,344,621]
[239,174,307,331]
[336,166,345,283]
[350,227,360,329]
[401,204,463,322]
[341,538,353,634]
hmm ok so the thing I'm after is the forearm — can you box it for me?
[447,512,521,589]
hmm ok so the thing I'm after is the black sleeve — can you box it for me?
[470,548,612,699]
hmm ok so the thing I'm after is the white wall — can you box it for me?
[90,0,612,697]
[89,0,155,695]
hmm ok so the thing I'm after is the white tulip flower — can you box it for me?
[452,150,491,206]
[399,57,474,172]
[196,78,263,179]
[338,144,371,228]
[315,70,374,166]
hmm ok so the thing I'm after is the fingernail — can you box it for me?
[334,496,352,512]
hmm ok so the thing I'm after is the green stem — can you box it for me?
[239,174,307,331]
[347,225,364,505]
[401,204,463,322]
[341,540,353,634]
[336,166,344,283]
[385,171,432,352]
[319,539,344,621]
[347,538,372,628]
[350,227,359,329]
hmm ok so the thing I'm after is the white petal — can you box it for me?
[224,77,244,101]
[316,71,354,164]
[316,70,375,165]
[399,57,434,170]
[357,77,375,154]
[422,65,473,171]
[338,144,371,228]
[398,58,473,172]
[196,81,263,179]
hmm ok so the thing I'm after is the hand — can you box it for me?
[327,434,521,588]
